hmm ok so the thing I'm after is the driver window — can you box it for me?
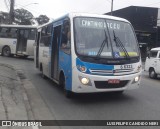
[61,19,71,54]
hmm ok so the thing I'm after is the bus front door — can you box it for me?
[17,29,28,54]
[51,25,61,80]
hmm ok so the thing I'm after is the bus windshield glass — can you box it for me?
[74,17,139,59]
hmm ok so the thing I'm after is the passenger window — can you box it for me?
[61,20,71,54]
[0,28,8,38]
[29,29,36,40]
[10,28,17,38]
[47,25,52,34]
[40,25,52,47]
[24,30,29,38]
[42,27,46,36]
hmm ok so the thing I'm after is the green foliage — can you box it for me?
[14,8,34,25]
[36,15,50,25]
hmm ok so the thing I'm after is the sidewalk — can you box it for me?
[0,63,32,129]
[0,63,59,129]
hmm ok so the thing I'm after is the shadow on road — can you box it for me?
[0,55,34,61]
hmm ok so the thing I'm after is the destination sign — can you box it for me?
[81,20,121,30]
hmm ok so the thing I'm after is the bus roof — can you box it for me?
[37,12,130,29]
[0,24,37,29]
[69,12,129,23]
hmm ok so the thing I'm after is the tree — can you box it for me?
[36,15,50,25]
[14,8,34,25]
[0,11,10,24]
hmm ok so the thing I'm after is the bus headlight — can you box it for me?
[78,76,92,86]
[77,65,87,73]
[135,76,139,82]
[81,78,89,84]
[132,76,140,84]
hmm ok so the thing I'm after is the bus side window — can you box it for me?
[0,28,8,38]
[29,29,36,40]
[47,24,52,34]
[61,20,71,54]
[40,27,46,46]
[10,28,17,38]
[24,30,29,38]
[40,25,52,47]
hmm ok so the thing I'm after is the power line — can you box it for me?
[145,1,160,6]
[15,6,41,17]
[106,0,111,3]
[7,0,10,5]
[14,3,41,16]
[4,0,9,11]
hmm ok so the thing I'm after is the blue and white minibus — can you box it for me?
[35,13,142,97]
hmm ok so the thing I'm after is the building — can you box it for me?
[105,6,160,61]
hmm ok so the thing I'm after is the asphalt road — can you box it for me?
[0,56,160,129]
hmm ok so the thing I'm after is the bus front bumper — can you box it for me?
[72,72,141,93]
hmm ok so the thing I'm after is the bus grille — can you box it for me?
[94,80,129,89]
[89,69,134,75]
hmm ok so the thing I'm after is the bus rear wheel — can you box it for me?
[41,65,47,79]
[2,46,11,57]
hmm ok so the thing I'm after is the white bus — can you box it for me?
[35,13,142,97]
[0,24,37,57]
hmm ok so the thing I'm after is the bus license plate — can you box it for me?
[108,79,120,84]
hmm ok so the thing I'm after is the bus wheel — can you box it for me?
[2,46,11,57]
[41,66,47,79]
[149,68,157,79]
[61,75,72,98]
[23,55,28,58]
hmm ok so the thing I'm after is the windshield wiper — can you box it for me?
[96,29,109,59]
[113,30,130,59]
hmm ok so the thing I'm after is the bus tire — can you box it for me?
[149,68,157,79]
[41,65,47,79]
[2,46,11,57]
[23,55,28,58]
[60,73,72,98]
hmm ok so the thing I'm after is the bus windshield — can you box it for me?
[74,17,140,59]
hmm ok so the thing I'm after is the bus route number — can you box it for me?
[120,64,132,69]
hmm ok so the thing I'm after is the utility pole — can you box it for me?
[111,0,113,15]
[9,0,15,24]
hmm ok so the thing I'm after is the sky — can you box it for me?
[1,0,160,19]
